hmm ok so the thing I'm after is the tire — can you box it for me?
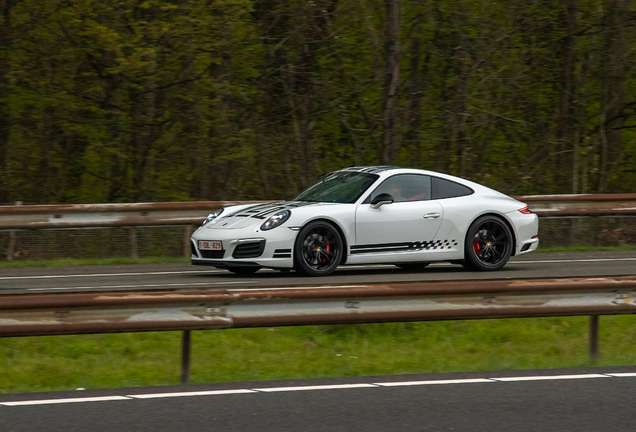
[462,215,513,271]
[228,266,260,275]
[395,263,430,271]
[294,221,344,277]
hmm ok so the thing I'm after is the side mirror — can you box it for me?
[370,193,394,209]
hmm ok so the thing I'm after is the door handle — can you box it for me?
[423,213,441,219]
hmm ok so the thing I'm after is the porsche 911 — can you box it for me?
[191,166,539,276]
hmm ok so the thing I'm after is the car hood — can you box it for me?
[205,201,322,230]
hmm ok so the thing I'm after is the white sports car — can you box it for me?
[191,166,539,276]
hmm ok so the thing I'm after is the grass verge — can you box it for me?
[0,256,190,269]
[0,245,635,269]
[536,244,636,253]
[2,316,636,394]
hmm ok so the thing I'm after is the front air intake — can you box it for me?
[233,240,266,259]
[200,250,225,259]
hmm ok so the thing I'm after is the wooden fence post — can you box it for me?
[183,225,193,258]
[130,227,138,259]
[7,201,22,262]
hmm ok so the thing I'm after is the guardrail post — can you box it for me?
[7,229,16,262]
[130,227,138,259]
[6,201,22,261]
[181,330,191,384]
[590,315,599,364]
[183,225,192,258]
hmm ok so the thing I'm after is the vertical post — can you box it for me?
[7,201,22,262]
[7,227,15,262]
[130,227,138,259]
[181,330,191,384]
[590,315,599,364]
[183,225,193,258]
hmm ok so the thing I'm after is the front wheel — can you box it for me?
[462,215,513,271]
[294,221,343,277]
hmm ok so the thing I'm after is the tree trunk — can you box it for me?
[382,0,400,165]
[598,0,628,192]
[557,0,577,192]
[0,0,11,203]
[404,33,429,169]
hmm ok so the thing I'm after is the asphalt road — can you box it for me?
[1,367,636,431]
[0,251,635,293]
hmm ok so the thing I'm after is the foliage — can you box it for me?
[1,0,635,204]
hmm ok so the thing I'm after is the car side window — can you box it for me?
[431,177,474,199]
[366,174,431,203]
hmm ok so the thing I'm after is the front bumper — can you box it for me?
[190,225,297,269]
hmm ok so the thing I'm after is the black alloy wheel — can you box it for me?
[462,215,513,271]
[395,263,430,271]
[228,266,260,275]
[294,221,343,276]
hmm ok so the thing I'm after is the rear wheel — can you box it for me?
[395,263,430,271]
[227,266,260,275]
[294,221,343,277]
[462,215,513,271]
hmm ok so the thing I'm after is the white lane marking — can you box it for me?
[27,281,256,291]
[0,266,395,282]
[254,383,377,392]
[511,258,636,264]
[2,372,635,406]
[2,257,635,282]
[0,396,129,406]
[492,374,607,382]
[129,389,256,399]
[375,378,493,387]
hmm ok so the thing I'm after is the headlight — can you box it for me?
[260,210,291,231]
[202,209,224,226]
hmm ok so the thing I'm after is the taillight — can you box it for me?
[518,206,533,214]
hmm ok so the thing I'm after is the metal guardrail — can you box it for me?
[1,194,634,260]
[0,194,634,230]
[2,276,636,336]
[516,194,636,217]
[0,201,269,230]
[1,277,635,382]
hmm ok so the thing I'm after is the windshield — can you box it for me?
[294,171,379,203]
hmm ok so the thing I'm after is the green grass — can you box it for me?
[536,244,636,253]
[2,316,636,394]
[0,244,635,269]
[0,256,190,269]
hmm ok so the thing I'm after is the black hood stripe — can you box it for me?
[227,201,315,219]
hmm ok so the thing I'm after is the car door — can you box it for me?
[353,174,443,259]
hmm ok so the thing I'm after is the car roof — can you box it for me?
[337,166,401,174]
[332,166,508,198]
[335,166,452,178]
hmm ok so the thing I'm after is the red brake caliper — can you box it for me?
[473,237,481,255]
[323,237,330,264]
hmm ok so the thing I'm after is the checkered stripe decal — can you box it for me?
[409,239,459,250]
[350,239,459,255]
